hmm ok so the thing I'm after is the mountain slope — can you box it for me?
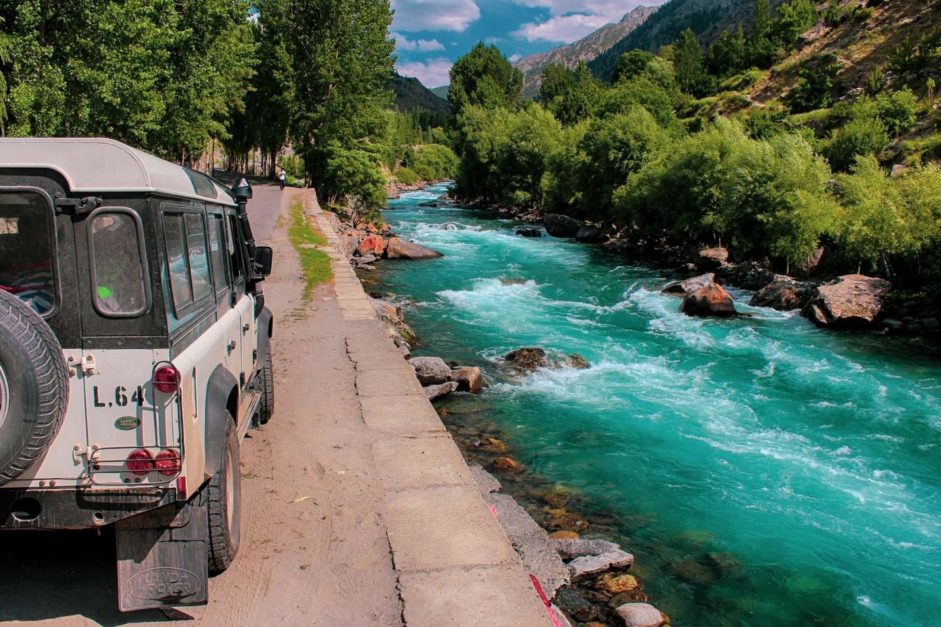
[515,6,660,99]
[430,85,450,99]
[388,73,449,113]
[589,0,784,80]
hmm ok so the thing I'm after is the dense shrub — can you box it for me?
[615,119,836,263]
[321,143,387,219]
[394,167,420,185]
[405,143,459,181]
[787,55,840,113]
[833,156,941,272]
[874,88,918,136]
[824,115,889,171]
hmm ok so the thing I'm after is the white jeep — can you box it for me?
[0,138,275,611]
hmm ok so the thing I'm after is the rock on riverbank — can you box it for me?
[802,274,891,328]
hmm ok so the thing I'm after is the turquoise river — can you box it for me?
[373,184,940,626]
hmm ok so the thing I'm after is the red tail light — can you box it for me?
[126,449,154,476]
[155,449,181,476]
[153,364,181,394]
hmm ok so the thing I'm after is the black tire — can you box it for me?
[208,416,241,574]
[0,290,68,485]
[258,354,275,425]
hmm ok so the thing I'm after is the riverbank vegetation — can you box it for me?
[449,1,941,289]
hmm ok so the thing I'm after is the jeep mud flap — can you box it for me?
[115,490,208,612]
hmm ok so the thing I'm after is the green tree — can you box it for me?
[833,156,940,272]
[576,107,667,219]
[449,43,522,116]
[874,88,918,137]
[774,0,817,49]
[707,26,747,77]
[672,28,706,95]
[539,62,602,125]
[286,0,395,204]
[748,0,777,66]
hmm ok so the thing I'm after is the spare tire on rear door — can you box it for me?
[0,289,69,485]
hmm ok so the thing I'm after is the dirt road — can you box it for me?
[0,185,402,626]
[0,184,548,627]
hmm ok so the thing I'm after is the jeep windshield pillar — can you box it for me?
[0,138,275,612]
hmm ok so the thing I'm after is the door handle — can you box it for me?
[227,340,237,353]
[242,323,250,333]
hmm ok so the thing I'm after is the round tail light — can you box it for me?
[155,449,181,476]
[126,449,154,476]
[153,364,181,394]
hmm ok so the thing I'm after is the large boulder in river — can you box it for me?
[409,356,452,385]
[663,273,715,296]
[544,214,582,238]
[424,381,458,401]
[575,225,606,244]
[802,274,891,328]
[696,247,729,270]
[750,276,812,311]
[451,366,485,393]
[385,237,442,260]
[504,347,549,372]
[357,234,387,256]
[681,284,737,317]
[516,227,542,238]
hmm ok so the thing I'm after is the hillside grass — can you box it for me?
[287,200,332,299]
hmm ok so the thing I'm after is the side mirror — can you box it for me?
[253,246,273,278]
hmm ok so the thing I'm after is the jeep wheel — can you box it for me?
[208,416,241,573]
[258,354,275,425]
[0,290,69,485]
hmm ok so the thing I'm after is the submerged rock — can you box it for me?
[662,273,715,296]
[615,603,668,627]
[504,347,549,372]
[681,283,737,317]
[385,237,443,260]
[802,274,891,328]
[493,456,524,472]
[409,356,451,385]
[565,354,590,369]
[575,226,606,244]
[516,227,542,238]
[423,381,457,401]
[544,214,582,238]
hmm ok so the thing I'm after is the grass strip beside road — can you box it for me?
[288,200,332,299]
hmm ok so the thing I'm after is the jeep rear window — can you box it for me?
[0,191,55,315]
[89,209,149,317]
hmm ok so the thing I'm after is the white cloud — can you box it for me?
[513,13,609,42]
[397,58,453,87]
[392,0,480,32]
[393,32,445,52]
[511,0,665,43]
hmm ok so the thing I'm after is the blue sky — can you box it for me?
[392,0,666,88]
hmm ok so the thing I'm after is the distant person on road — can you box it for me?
[277,168,286,191]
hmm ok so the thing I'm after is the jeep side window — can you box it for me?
[88,209,149,317]
[184,213,212,302]
[164,213,194,312]
[207,213,229,297]
[0,190,56,315]
[226,214,245,287]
